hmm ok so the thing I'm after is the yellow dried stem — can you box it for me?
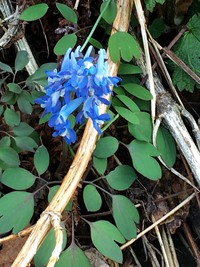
[11,0,133,266]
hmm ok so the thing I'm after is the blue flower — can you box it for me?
[35,46,121,144]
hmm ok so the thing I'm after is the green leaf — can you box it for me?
[34,225,67,267]
[116,95,140,112]
[12,122,34,136]
[100,0,117,24]
[4,108,20,126]
[19,3,49,21]
[90,220,125,263]
[14,136,38,152]
[0,147,20,167]
[128,140,162,180]
[114,106,139,124]
[171,14,200,92]
[156,126,176,167]
[27,63,57,87]
[127,140,162,180]
[56,242,91,267]
[34,145,49,175]
[54,33,77,55]
[0,192,34,234]
[128,112,152,142]
[83,185,102,212]
[56,3,77,23]
[145,0,165,12]
[17,93,32,114]
[123,83,153,100]
[118,64,141,75]
[93,156,107,174]
[1,167,36,190]
[0,136,11,147]
[89,38,103,49]
[106,165,137,190]
[7,83,22,94]
[0,61,13,73]
[148,18,166,39]
[108,32,141,62]
[93,136,119,158]
[112,195,139,239]
[14,51,29,73]
[1,91,15,103]
[39,113,51,124]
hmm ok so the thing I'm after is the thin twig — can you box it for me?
[121,193,195,250]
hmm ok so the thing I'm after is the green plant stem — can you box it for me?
[80,0,111,52]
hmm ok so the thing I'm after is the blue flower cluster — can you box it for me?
[35,46,121,144]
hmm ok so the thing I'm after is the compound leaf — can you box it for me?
[0,191,34,234]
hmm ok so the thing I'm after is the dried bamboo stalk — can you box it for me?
[11,0,133,266]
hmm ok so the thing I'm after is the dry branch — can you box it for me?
[11,0,133,266]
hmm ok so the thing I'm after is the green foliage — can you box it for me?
[122,83,153,100]
[106,165,137,190]
[93,156,107,174]
[56,3,77,24]
[0,192,34,234]
[156,126,176,167]
[14,136,38,152]
[0,61,13,73]
[83,185,102,211]
[4,108,20,126]
[15,51,29,73]
[171,14,200,92]
[54,33,77,55]
[112,195,139,239]
[90,220,125,263]
[56,242,91,267]
[1,167,36,190]
[148,18,166,39]
[12,122,34,136]
[34,226,67,267]
[128,112,152,142]
[108,32,141,62]
[114,106,139,124]
[48,186,72,211]
[0,147,20,168]
[93,136,119,158]
[34,145,50,175]
[100,0,117,24]
[145,0,165,12]
[19,3,49,21]
[118,64,141,75]
[128,140,162,180]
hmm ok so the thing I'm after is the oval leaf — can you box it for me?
[19,3,49,21]
[100,0,117,24]
[93,136,119,158]
[14,136,38,152]
[0,192,34,234]
[15,51,29,73]
[106,165,137,190]
[56,3,77,23]
[4,108,20,126]
[114,106,139,124]
[118,64,141,75]
[12,122,34,136]
[54,33,77,55]
[128,112,152,142]
[112,195,139,239]
[116,95,140,112]
[0,147,20,167]
[34,145,49,175]
[93,156,107,174]
[56,242,90,267]
[1,167,36,190]
[0,61,13,73]
[7,83,22,94]
[123,83,153,100]
[128,140,162,180]
[90,220,125,263]
[156,126,176,167]
[83,185,102,212]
